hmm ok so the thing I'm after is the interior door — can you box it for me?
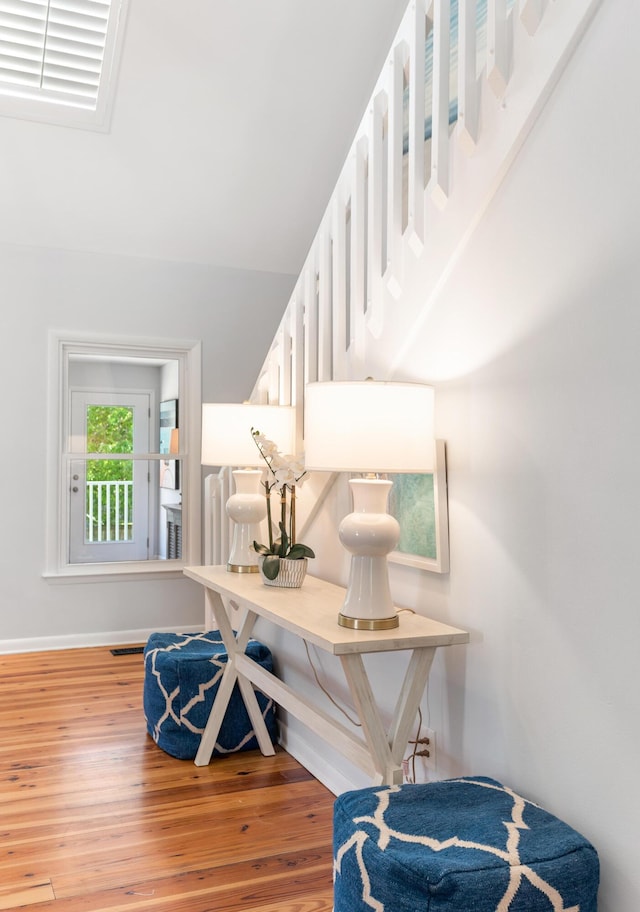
[69,392,151,563]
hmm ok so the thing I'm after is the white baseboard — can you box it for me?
[277,718,371,797]
[0,626,203,655]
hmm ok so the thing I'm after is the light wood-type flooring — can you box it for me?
[0,646,335,911]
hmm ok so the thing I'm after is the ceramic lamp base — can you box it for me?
[226,469,266,573]
[338,613,399,630]
[227,562,259,573]
[338,478,400,628]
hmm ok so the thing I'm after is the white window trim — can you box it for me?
[44,331,202,583]
[0,0,130,132]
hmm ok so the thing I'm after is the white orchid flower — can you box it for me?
[250,426,315,575]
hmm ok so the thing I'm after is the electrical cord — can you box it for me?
[404,706,423,783]
[303,639,362,728]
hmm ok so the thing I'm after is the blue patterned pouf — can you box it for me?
[143,631,277,760]
[333,777,599,912]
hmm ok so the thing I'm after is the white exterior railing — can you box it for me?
[85,480,133,543]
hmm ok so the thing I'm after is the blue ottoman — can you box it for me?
[333,777,599,912]
[143,630,277,760]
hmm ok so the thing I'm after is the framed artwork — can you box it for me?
[388,439,449,573]
[159,399,179,490]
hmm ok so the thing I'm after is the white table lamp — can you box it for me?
[304,381,434,629]
[202,403,296,572]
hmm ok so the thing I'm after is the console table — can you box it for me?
[183,565,469,785]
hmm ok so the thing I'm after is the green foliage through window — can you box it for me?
[85,406,134,542]
[86,406,133,481]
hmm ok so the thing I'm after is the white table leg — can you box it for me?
[341,647,437,785]
[388,647,436,767]
[194,656,242,766]
[340,653,402,785]
[194,590,276,766]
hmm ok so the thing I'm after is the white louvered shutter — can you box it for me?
[0,0,113,110]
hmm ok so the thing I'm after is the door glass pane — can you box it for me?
[86,406,134,543]
[69,392,151,564]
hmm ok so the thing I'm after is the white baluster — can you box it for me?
[385,41,408,300]
[350,138,368,372]
[407,0,427,254]
[430,0,451,207]
[279,321,293,407]
[487,0,512,98]
[458,0,480,152]
[291,293,305,443]
[331,193,348,379]
[317,221,333,380]
[267,342,280,404]
[366,91,387,340]
[303,263,318,388]
[520,0,544,37]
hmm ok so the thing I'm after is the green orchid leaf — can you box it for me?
[252,541,270,556]
[261,554,281,580]
[287,543,315,560]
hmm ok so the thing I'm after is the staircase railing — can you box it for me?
[207,0,601,565]
[252,0,600,413]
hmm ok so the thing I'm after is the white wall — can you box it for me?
[268,2,640,910]
[0,243,292,650]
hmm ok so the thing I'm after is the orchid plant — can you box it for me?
[251,428,315,580]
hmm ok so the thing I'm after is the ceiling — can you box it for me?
[0,0,408,278]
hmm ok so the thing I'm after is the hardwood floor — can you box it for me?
[0,646,335,911]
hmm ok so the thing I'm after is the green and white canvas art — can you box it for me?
[388,473,437,561]
[387,441,449,573]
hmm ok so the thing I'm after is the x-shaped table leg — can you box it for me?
[194,589,276,767]
[340,647,437,785]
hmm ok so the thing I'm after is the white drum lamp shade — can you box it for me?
[304,381,434,628]
[201,403,296,468]
[201,403,296,572]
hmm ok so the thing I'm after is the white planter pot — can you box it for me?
[259,556,308,589]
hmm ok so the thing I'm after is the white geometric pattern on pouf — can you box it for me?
[333,777,599,912]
